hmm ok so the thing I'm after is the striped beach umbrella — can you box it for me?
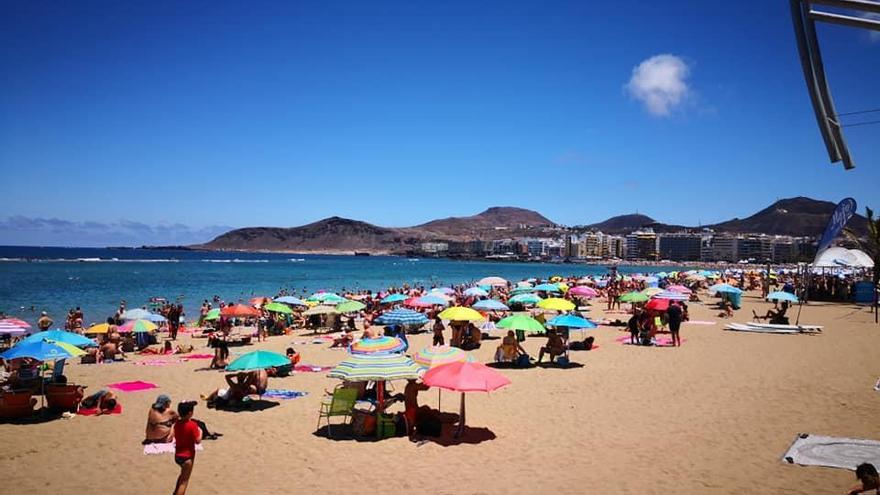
[375,309,428,326]
[0,321,28,335]
[328,353,423,382]
[412,345,469,369]
[652,291,689,301]
[118,319,158,333]
[0,318,30,329]
[350,336,406,355]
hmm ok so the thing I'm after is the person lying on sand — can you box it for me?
[201,370,268,408]
[330,329,354,348]
[80,389,118,415]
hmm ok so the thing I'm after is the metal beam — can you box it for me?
[808,0,880,15]
[809,10,880,31]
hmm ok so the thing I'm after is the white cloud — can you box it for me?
[625,54,691,117]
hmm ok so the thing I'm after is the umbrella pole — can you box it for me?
[455,392,466,438]
[438,388,441,411]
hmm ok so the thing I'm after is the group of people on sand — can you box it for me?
[626,301,685,347]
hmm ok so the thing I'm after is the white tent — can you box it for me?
[813,247,874,268]
[848,249,875,268]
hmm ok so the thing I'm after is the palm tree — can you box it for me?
[865,207,880,323]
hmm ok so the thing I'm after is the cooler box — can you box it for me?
[854,281,876,304]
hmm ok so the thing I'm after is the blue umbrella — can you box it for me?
[274,296,308,306]
[464,287,489,297]
[1,341,75,361]
[546,314,596,329]
[21,329,97,348]
[472,299,509,311]
[145,313,167,323]
[708,283,742,294]
[121,308,153,320]
[416,295,449,306]
[653,291,689,301]
[533,283,561,292]
[380,293,407,304]
[375,308,429,326]
[767,291,799,303]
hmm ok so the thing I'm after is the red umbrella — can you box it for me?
[645,298,670,311]
[422,361,511,437]
[221,304,261,318]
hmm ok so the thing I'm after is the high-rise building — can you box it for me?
[625,230,658,260]
[736,235,773,262]
[658,233,703,261]
[704,235,737,262]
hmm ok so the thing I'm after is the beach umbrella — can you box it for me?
[666,285,692,294]
[641,287,664,297]
[422,361,511,437]
[478,276,507,287]
[221,304,261,317]
[226,350,289,372]
[274,296,308,306]
[645,298,670,311]
[335,300,366,314]
[438,307,484,322]
[380,293,407,304]
[303,305,336,316]
[0,321,28,335]
[472,299,509,311]
[497,314,546,333]
[557,282,569,293]
[429,287,455,295]
[508,293,542,305]
[329,353,423,412]
[120,308,153,320]
[533,283,562,293]
[145,313,167,323]
[708,283,742,294]
[509,287,535,296]
[546,314,596,329]
[350,336,407,355]
[1,341,75,361]
[263,302,294,314]
[0,318,30,329]
[203,308,221,321]
[415,295,450,306]
[118,319,158,333]
[249,296,272,307]
[464,287,489,297]
[767,291,799,303]
[412,345,469,369]
[537,298,575,312]
[652,291,689,301]
[568,286,598,298]
[84,323,112,334]
[307,292,347,304]
[619,292,649,303]
[404,297,436,309]
[375,309,429,327]
[516,281,534,288]
[48,341,87,358]
[21,330,97,348]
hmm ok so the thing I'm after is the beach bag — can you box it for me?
[514,354,530,368]
[556,356,570,367]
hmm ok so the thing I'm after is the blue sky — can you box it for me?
[1,1,878,246]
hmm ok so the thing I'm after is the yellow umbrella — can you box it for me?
[438,307,484,321]
[85,323,112,334]
[50,340,87,357]
[557,282,569,293]
[536,298,575,311]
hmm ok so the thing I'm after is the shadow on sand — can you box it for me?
[213,399,280,413]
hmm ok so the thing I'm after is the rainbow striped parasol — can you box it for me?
[118,319,158,333]
[328,353,422,382]
[412,345,470,369]
[349,336,406,355]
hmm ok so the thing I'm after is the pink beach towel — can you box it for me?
[78,404,123,416]
[133,359,178,366]
[293,365,333,373]
[108,380,159,392]
[180,354,214,360]
[143,442,203,455]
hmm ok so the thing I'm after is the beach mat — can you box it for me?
[180,354,213,360]
[133,359,179,366]
[261,389,308,400]
[782,434,880,470]
[78,404,123,416]
[293,365,333,373]
[143,442,204,455]
[108,380,158,392]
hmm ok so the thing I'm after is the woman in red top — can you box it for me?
[173,401,202,495]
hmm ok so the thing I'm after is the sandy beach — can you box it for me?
[2,292,878,495]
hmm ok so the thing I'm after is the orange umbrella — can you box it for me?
[221,304,261,318]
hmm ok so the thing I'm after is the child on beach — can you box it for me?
[173,401,202,495]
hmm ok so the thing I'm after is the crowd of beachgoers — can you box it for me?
[1,266,877,495]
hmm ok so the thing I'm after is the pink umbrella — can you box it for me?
[404,297,434,308]
[0,318,31,329]
[568,286,599,298]
[666,285,692,294]
[422,361,511,437]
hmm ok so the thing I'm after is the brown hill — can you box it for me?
[415,207,554,238]
[705,197,868,236]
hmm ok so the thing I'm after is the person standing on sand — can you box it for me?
[667,301,683,347]
[173,401,202,495]
[37,311,53,331]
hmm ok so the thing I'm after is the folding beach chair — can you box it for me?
[316,386,358,436]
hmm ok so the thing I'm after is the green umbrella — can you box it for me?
[226,350,290,372]
[509,293,542,305]
[203,308,221,321]
[496,315,546,333]
[619,291,649,303]
[263,302,293,314]
[509,287,535,296]
[335,300,366,313]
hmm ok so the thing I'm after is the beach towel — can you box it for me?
[78,404,123,416]
[108,380,158,392]
[143,442,204,455]
[293,365,333,373]
[615,335,683,347]
[133,359,178,366]
[261,389,308,400]
[684,320,716,325]
[782,434,880,470]
[180,354,213,360]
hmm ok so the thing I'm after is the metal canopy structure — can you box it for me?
[790,0,880,170]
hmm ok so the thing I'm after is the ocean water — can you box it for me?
[0,246,658,327]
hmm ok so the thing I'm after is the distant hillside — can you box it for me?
[580,214,657,234]
[705,197,868,236]
[415,207,554,238]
